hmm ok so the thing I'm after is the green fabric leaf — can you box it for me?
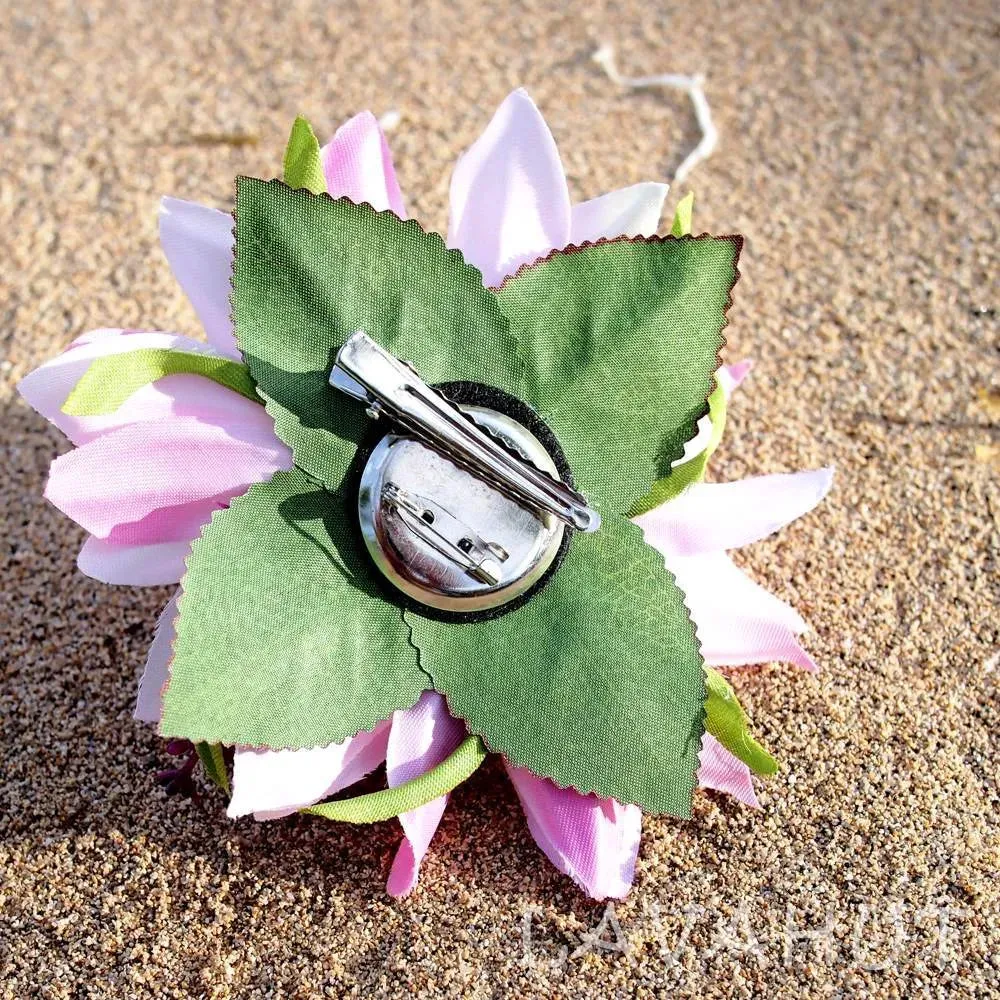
[61,348,259,416]
[498,235,741,514]
[233,177,521,492]
[303,735,487,823]
[195,742,230,794]
[629,373,729,516]
[704,669,778,776]
[160,468,429,748]
[407,515,706,816]
[671,192,694,237]
[282,116,327,195]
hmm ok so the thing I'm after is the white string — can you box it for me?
[592,45,718,185]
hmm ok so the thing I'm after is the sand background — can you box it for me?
[1,0,997,996]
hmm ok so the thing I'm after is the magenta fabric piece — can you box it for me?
[135,593,179,723]
[697,734,760,808]
[321,111,406,218]
[17,330,214,445]
[158,198,240,359]
[227,724,392,820]
[44,416,290,539]
[384,691,467,898]
[504,763,642,900]
[719,359,753,393]
[80,537,192,587]
[448,89,571,287]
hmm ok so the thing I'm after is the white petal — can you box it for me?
[135,593,179,723]
[81,538,191,588]
[227,724,390,820]
[159,197,239,358]
[447,89,571,287]
[636,468,835,556]
[570,182,668,244]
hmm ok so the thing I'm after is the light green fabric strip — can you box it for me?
[704,669,778,776]
[629,375,728,516]
[195,742,230,794]
[62,348,260,415]
[303,735,487,824]
[671,192,694,237]
[282,116,327,195]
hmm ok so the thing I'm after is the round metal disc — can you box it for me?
[358,405,565,613]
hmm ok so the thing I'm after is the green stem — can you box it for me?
[62,348,259,415]
[303,734,487,824]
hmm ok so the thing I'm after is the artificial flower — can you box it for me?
[19,90,830,899]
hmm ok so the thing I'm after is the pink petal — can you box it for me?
[44,416,291,539]
[158,198,240,359]
[227,724,391,820]
[670,550,808,632]
[81,373,268,449]
[504,764,642,900]
[103,495,229,546]
[384,691,467,898]
[569,182,669,244]
[718,359,753,395]
[135,593,179,723]
[698,733,760,807]
[80,537,193,587]
[321,111,406,217]
[17,330,215,445]
[110,373,268,433]
[635,468,835,557]
[67,327,148,349]
[667,551,818,672]
[448,88,571,287]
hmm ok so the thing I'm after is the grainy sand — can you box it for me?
[1,1,997,996]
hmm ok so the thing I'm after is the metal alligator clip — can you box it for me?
[330,331,601,533]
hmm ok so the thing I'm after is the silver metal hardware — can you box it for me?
[330,331,600,533]
[380,483,509,586]
[330,331,593,612]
